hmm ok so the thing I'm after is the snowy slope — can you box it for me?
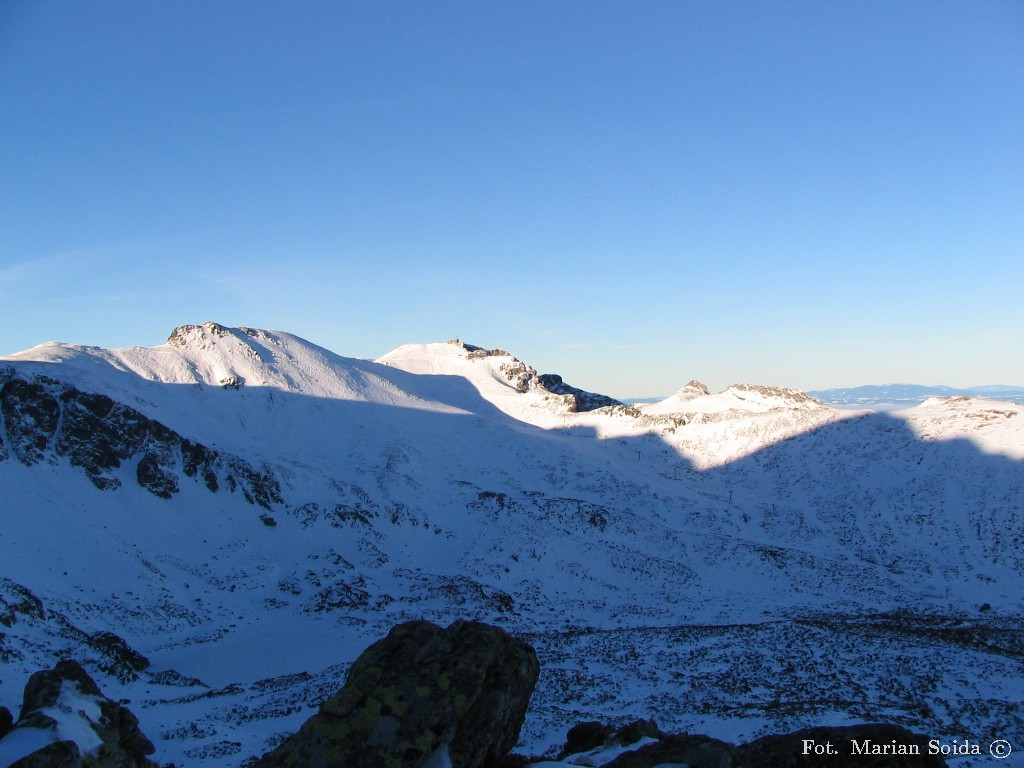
[903,396,1024,459]
[1,323,1022,765]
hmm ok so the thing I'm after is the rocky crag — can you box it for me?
[0,369,281,507]
[454,341,622,412]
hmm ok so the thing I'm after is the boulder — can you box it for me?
[587,733,737,768]
[556,720,664,763]
[0,659,157,768]
[557,722,614,759]
[612,719,662,746]
[252,619,540,768]
[19,660,103,719]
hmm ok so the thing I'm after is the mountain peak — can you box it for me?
[165,321,276,349]
[166,321,230,346]
[377,341,622,415]
[677,380,710,397]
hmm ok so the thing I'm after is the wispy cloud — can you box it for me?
[0,240,140,290]
[0,252,80,287]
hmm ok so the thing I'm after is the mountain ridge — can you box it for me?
[1,322,1022,765]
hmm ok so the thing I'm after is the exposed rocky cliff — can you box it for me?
[0,368,281,508]
[453,341,624,412]
[534,374,622,413]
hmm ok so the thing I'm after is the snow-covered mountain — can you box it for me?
[1,322,1022,766]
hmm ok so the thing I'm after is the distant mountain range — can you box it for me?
[630,384,1024,410]
[807,383,1024,409]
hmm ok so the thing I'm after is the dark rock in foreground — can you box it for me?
[252,619,540,768]
[0,659,157,768]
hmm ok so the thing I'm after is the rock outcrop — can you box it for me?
[0,579,150,684]
[0,369,281,508]
[252,619,540,768]
[557,721,616,759]
[0,660,157,768]
[535,374,622,413]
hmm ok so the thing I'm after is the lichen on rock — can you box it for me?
[252,619,539,768]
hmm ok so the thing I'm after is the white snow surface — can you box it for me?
[0,322,1022,766]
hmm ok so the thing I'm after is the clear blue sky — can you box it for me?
[2,1,1022,396]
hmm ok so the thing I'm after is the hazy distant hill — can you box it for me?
[809,383,1024,409]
